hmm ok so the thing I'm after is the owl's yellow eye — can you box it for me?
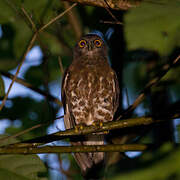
[94,39,102,47]
[78,40,86,48]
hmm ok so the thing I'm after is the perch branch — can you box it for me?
[63,0,140,10]
[0,71,62,106]
[0,144,147,154]
[5,116,171,148]
[4,99,179,148]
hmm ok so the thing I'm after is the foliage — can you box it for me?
[0,0,179,179]
[111,144,180,180]
[0,135,48,180]
[125,1,180,56]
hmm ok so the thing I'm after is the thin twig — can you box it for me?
[63,0,138,10]
[0,124,44,144]
[0,33,37,111]
[125,88,130,107]
[173,54,180,64]
[55,115,64,120]
[5,117,163,147]
[63,1,82,40]
[0,71,62,106]
[58,56,64,75]
[100,20,123,25]
[39,3,77,32]
[120,54,180,119]
[0,144,148,154]
[103,0,123,25]
[21,7,37,32]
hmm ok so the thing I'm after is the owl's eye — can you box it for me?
[78,40,86,48]
[94,39,102,47]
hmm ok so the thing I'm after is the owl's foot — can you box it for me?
[75,124,84,133]
[92,121,103,128]
[92,121,110,134]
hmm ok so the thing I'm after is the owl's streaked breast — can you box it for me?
[66,61,116,126]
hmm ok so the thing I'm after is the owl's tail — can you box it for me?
[72,134,105,178]
[64,112,105,177]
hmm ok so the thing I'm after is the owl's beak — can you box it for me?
[87,43,93,51]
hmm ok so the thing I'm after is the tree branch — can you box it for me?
[21,7,37,32]
[6,115,180,148]
[63,0,140,10]
[0,71,62,106]
[120,54,180,119]
[0,123,43,144]
[39,3,77,32]
[63,1,82,40]
[0,2,77,111]
[0,144,147,154]
[0,33,37,111]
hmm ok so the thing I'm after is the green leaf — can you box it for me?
[125,1,180,55]
[13,21,32,59]
[0,97,58,138]
[24,65,45,87]
[0,76,5,97]
[111,144,180,180]
[24,55,66,86]
[0,58,19,71]
[0,25,19,71]
[19,0,61,26]
[0,1,16,24]
[0,135,48,180]
[0,0,61,25]
[123,61,146,92]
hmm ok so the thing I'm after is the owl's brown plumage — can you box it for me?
[62,34,119,175]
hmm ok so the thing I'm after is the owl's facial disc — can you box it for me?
[73,34,107,59]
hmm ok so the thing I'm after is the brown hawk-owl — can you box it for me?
[61,34,119,175]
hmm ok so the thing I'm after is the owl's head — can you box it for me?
[73,34,108,59]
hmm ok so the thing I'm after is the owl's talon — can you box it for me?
[103,130,109,134]
[99,121,103,127]
[92,121,103,128]
[80,125,84,130]
[75,126,79,133]
[75,124,84,132]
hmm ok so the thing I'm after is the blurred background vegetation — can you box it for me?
[0,0,180,179]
